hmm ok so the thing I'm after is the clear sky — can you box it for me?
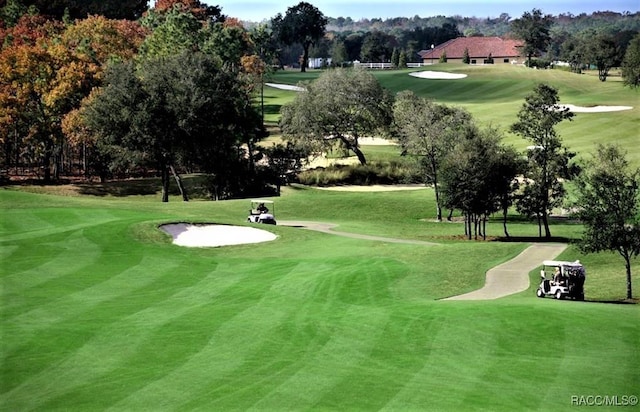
[209,0,639,22]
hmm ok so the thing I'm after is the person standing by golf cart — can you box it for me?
[553,267,564,285]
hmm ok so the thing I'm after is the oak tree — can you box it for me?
[510,83,575,238]
[272,2,327,72]
[393,91,473,221]
[574,144,640,300]
[280,68,393,165]
[511,9,553,67]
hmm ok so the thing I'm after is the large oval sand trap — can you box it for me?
[409,71,468,80]
[265,83,305,92]
[559,104,633,113]
[160,223,276,248]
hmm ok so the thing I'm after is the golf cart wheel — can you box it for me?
[536,288,545,298]
[554,289,564,300]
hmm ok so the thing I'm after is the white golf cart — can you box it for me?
[536,260,586,300]
[247,199,276,225]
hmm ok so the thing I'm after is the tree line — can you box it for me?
[0,0,277,200]
[1,0,639,191]
[321,11,640,38]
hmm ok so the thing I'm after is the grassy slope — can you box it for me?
[271,65,640,165]
[1,187,638,411]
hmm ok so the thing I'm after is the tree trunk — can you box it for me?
[503,207,510,238]
[432,164,442,221]
[43,150,51,182]
[464,213,469,238]
[434,186,442,221]
[52,145,61,181]
[351,144,367,165]
[542,210,552,238]
[482,216,487,241]
[447,209,454,221]
[473,215,478,240]
[537,214,542,238]
[433,181,442,221]
[301,42,309,72]
[169,165,188,201]
[161,165,170,202]
[623,252,633,300]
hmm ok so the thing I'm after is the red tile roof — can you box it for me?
[419,37,523,59]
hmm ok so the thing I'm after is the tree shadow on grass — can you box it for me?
[584,298,638,305]
[263,104,282,116]
[76,178,160,196]
[76,175,211,198]
[492,236,575,243]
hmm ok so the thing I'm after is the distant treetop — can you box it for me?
[4,0,148,20]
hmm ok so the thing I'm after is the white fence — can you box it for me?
[353,62,426,69]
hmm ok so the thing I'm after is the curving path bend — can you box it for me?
[279,221,567,300]
[443,243,568,300]
[279,221,438,246]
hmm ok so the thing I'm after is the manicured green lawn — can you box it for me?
[1,186,638,411]
[271,65,640,165]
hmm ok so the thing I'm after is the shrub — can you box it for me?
[526,58,552,69]
[296,161,423,186]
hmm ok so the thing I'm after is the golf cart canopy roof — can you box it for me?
[250,199,274,204]
[543,260,583,267]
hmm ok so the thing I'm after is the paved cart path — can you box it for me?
[443,243,568,300]
[279,221,438,246]
[280,222,567,300]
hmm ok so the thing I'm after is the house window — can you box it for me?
[504,59,509,63]
[471,59,477,64]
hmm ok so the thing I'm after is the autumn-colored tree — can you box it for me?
[49,16,147,176]
[0,13,147,180]
[153,0,223,22]
[0,41,60,180]
[58,16,147,66]
[0,14,62,164]
[15,0,148,20]
[0,13,62,48]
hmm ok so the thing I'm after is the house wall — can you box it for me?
[422,57,525,65]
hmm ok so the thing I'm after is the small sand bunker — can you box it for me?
[265,83,305,92]
[409,71,467,80]
[160,223,277,248]
[359,137,397,145]
[314,184,426,192]
[559,104,633,113]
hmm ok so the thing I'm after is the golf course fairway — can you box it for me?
[1,187,638,411]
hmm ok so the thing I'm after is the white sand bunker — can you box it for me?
[559,104,633,113]
[359,137,397,145]
[410,71,467,80]
[265,83,305,92]
[160,223,276,248]
[314,184,426,192]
